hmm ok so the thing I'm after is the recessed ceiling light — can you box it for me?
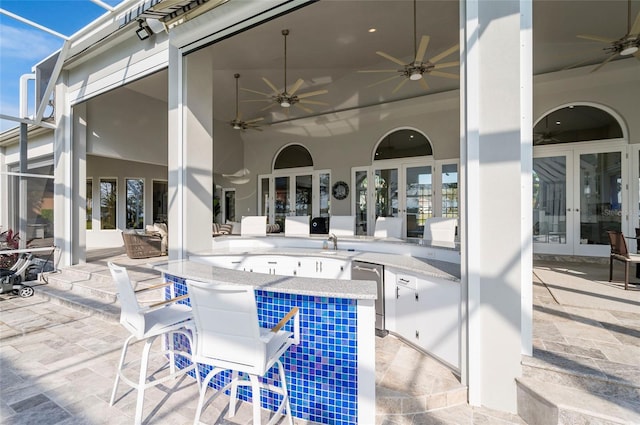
[569,105,574,109]
[555,121,561,125]
[368,28,376,33]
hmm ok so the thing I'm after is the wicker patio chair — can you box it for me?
[122,231,163,259]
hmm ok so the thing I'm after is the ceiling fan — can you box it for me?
[533,116,564,145]
[242,29,328,114]
[571,0,640,72]
[357,0,459,93]
[230,73,264,131]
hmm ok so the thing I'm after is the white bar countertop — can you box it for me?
[152,259,378,300]
[193,248,460,281]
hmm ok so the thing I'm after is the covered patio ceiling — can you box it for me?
[124,0,640,128]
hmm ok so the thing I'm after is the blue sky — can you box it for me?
[0,0,122,132]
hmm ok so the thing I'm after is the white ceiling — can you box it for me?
[126,0,640,127]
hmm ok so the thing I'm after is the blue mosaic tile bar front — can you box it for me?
[164,273,359,425]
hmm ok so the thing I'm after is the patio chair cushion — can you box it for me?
[212,223,233,236]
[122,231,163,259]
[267,223,281,233]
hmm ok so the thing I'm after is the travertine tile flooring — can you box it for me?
[3,255,635,424]
[0,294,520,424]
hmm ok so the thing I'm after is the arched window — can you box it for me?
[534,105,623,146]
[274,144,313,169]
[374,129,432,160]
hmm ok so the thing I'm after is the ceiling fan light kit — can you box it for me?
[409,69,423,80]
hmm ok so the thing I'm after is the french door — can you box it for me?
[259,169,330,232]
[353,158,433,238]
[533,142,627,256]
[274,174,312,231]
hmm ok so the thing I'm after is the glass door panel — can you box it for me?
[318,173,330,217]
[354,170,368,235]
[295,175,312,216]
[441,164,458,218]
[533,156,568,247]
[274,176,289,231]
[375,168,398,218]
[405,166,431,238]
[260,177,270,220]
[578,152,621,246]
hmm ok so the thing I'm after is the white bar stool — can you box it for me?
[186,279,299,425]
[108,262,197,425]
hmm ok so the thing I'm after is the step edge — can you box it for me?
[522,357,640,390]
[34,291,119,322]
[517,377,639,424]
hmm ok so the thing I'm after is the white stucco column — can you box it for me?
[167,44,214,259]
[54,71,73,267]
[460,0,532,413]
[73,103,87,264]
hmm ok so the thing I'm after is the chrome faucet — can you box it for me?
[328,233,338,250]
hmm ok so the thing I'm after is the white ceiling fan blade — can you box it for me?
[295,103,314,114]
[222,168,250,178]
[367,74,402,88]
[240,87,271,96]
[430,71,459,79]
[376,51,407,66]
[631,11,640,35]
[296,89,328,99]
[562,52,608,70]
[429,44,459,64]
[433,61,459,69]
[299,99,329,106]
[262,77,280,94]
[260,103,277,111]
[288,78,304,95]
[576,34,615,43]
[590,52,617,73]
[392,78,409,94]
[357,69,399,73]
[415,35,430,63]
[244,117,265,124]
[419,78,429,91]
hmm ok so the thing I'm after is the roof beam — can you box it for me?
[0,8,70,40]
[90,0,116,12]
[0,114,56,129]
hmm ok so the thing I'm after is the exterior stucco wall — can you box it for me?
[3,130,55,164]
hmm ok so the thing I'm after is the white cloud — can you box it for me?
[0,23,63,61]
